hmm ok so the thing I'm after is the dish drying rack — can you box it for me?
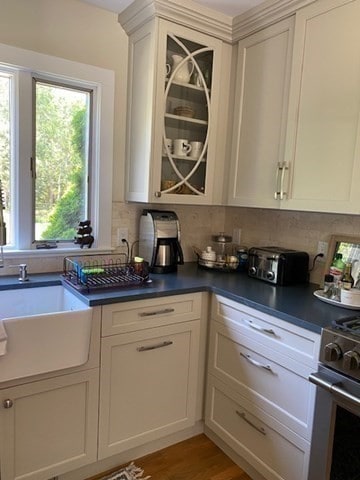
[62,254,150,292]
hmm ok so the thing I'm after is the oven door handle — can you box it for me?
[309,372,360,407]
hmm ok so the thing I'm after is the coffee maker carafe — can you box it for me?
[139,210,184,273]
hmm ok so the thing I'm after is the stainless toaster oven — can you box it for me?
[248,246,309,285]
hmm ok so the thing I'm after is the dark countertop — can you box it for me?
[0,263,354,334]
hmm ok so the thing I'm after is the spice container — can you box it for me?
[236,246,249,272]
[323,273,334,298]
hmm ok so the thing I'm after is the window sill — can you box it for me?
[3,247,114,259]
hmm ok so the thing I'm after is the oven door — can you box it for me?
[308,364,360,480]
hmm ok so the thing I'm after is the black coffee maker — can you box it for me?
[139,210,184,273]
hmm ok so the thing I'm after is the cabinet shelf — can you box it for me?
[166,79,210,95]
[165,113,208,126]
[162,154,206,162]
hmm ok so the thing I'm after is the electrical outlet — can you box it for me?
[317,241,328,260]
[117,227,129,246]
[233,228,242,245]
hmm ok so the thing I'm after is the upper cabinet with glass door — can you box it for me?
[120,3,231,205]
[161,34,213,199]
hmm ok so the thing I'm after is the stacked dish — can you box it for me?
[174,105,195,118]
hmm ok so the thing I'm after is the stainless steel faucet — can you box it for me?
[9,263,29,282]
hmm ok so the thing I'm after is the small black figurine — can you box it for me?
[74,220,94,249]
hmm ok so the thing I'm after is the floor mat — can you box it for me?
[100,462,150,480]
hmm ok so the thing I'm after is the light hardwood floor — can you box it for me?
[88,434,252,480]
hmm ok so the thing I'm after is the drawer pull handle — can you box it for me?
[245,320,275,336]
[137,340,173,352]
[240,352,273,373]
[236,410,266,436]
[139,308,175,317]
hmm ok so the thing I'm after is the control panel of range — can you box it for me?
[320,328,360,380]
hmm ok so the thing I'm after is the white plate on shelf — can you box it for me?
[313,289,360,310]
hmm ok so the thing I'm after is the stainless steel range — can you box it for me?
[308,317,360,480]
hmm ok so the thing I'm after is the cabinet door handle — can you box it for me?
[244,319,275,336]
[240,352,274,373]
[274,164,281,199]
[3,399,13,409]
[274,162,288,200]
[137,340,173,352]
[138,308,175,317]
[236,410,266,436]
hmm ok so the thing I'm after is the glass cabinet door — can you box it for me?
[160,34,214,197]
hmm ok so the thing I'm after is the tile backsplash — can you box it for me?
[111,203,360,285]
[225,207,360,284]
[2,201,360,286]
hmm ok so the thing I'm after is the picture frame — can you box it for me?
[325,234,360,283]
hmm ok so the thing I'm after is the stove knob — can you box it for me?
[249,267,257,275]
[324,342,342,362]
[343,351,360,371]
[266,271,275,280]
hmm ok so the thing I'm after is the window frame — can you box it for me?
[0,42,114,254]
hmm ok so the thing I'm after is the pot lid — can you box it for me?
[212,232,232,243]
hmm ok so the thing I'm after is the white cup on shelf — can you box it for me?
[190,141,204,159]
[173,139,192,156]
[162,138,173,155]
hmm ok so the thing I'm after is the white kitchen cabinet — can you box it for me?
[205,295,320,480]
[98,293,204,459]
[120,11,231,205]
[227,17,294,208]
[229,0,360,214]
[282,0,360,213]
[0,369,99,480]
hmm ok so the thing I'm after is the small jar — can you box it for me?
[323,273,336,299]
[236,247,249,272]
[212,233,232,263]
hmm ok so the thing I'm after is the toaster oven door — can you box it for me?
[248,251,279,284]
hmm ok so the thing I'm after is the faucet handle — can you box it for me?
[8,263,29,282]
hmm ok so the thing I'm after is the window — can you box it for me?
[0,43,114,252]
[33,79,91,242]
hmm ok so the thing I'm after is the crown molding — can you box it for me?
[232,0,316,40]
[118,0,319,44]
[118,0,234,43]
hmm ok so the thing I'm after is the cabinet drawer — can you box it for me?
[208,321,315,439]
[102,293,202,336]
[212,295,320,367]
[205,376,310,480]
